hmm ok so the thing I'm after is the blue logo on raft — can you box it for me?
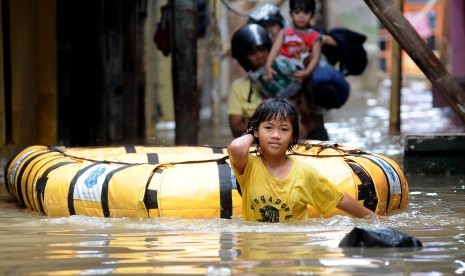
[84,167,106,188]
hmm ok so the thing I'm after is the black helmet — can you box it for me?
[231,24,272,71]
[247,4,286,29]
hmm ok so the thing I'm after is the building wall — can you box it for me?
[145,0,172,136]
[402,0,448,76]
[450,0,465,77]
[150,0,174,124]
[366,0,448,77]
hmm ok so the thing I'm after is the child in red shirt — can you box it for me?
[265,0,322,85]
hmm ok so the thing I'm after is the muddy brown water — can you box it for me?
[1,78,464,275]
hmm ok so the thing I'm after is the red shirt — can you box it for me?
[280,26,321,60]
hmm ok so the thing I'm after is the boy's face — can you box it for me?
[257,119,293,156]
[246,45,269,70]
[290,9,312,29]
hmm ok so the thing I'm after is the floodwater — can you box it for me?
[1,77,465,275]
[1,175,465,275]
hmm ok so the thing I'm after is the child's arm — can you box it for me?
[337,193,388,219]
[293,39,322,83]
[264,29,284,82]
[227,132,255,175]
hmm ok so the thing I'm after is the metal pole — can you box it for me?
[364,0,465,124]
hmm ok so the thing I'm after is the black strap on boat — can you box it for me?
[144,189,159,209]
[212,147,224,154]
[36,161,75,214]
[67,163,99,216]
[360,155,403,212]
[147,153,159,164]
[101,165,135,217]
[144,168,163,210]
[125,146,136,153]
[346,161,377,212]
[15,151,49,206]
[218,163,233,219]
[27,155,63,209]
[359,156,391,214]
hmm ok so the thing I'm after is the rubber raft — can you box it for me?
[4,141,409,219]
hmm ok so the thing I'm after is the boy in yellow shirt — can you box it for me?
[227,98,386,222]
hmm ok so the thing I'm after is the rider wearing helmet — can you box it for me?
[230,24,272,73]
[228,24,272,138]
[228,23,314,140]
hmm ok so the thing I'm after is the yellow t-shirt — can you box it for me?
[227,76,265,118]
[231,154,343,222]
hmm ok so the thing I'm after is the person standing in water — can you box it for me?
[227,98,386,222]
[229,23,323,140]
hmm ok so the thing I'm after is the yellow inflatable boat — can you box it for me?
[4,141,408,219]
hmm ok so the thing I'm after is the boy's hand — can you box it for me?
[264,67,276,82]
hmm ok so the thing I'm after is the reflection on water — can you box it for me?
[325,78,465,164]
[1,175,465,275]
[1,78,465,274]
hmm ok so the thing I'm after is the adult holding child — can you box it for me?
[264,0,322,86]
[228,23,326,140]
[261,0,350,111]
[249,2,361,114]
[228,24,272,138]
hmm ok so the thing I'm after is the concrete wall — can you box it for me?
[145,0,171,137]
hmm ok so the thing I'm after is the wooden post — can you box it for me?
[170,0,199,145]
[364,0,465,124]
[37,0,57,145]
[389,0,403,135]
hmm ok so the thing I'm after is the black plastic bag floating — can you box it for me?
[339,227,423,247]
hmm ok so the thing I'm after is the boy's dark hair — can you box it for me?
[247,98,299,152]
[290,0,316,14]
